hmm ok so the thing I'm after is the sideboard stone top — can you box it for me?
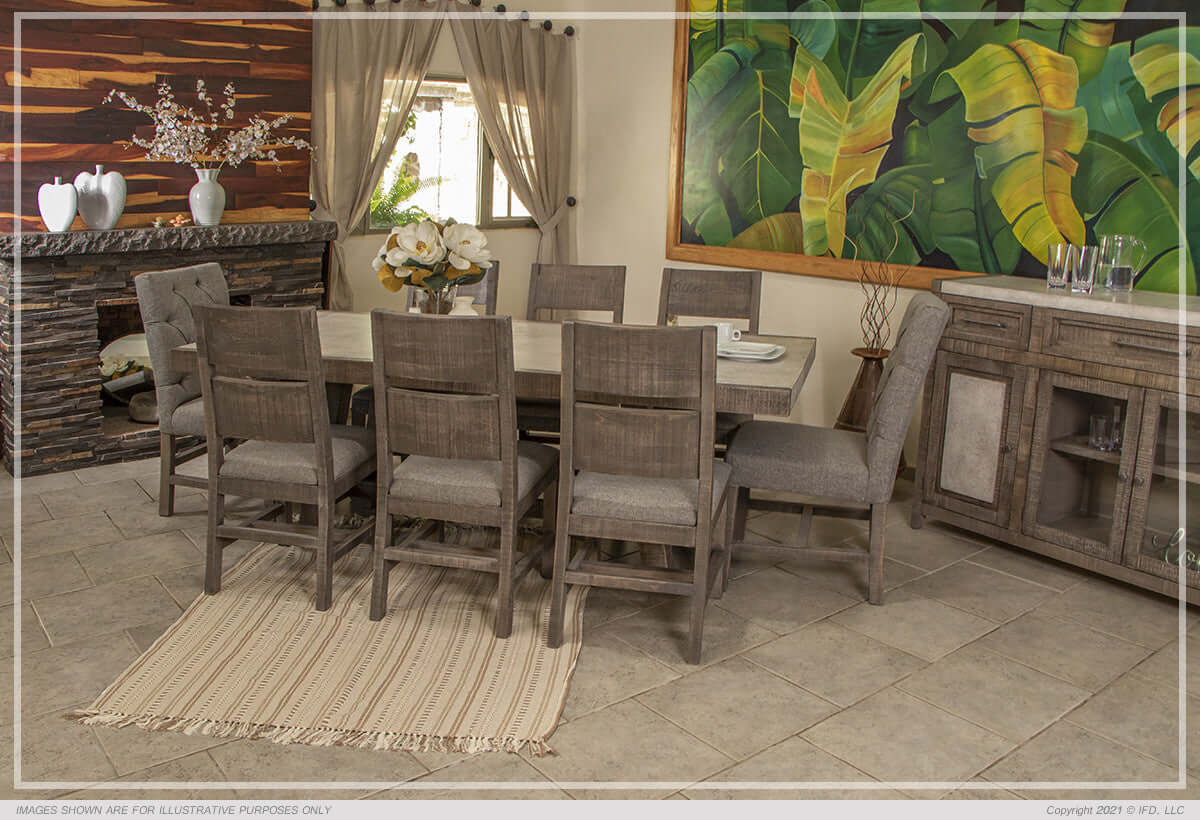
[939,275,1200,327]
[0,220,336,260]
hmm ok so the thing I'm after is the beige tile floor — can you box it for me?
[3,458,1200,801]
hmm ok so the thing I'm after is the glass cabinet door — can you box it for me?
[1023,371,1143,562]
[1122,390,1200,589]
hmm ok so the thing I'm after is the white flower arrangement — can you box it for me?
[103,79,312,171]
[374,219,494,299]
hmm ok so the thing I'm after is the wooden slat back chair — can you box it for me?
[194,305,376,611]
[526,263,626,322]
[350,264,501,429]
[724,293,951,604]
[657,267,762,445]
[368,311,559,638]
[548,322,731,664]
[135,262,229,516]
[404,260,500,316]
[521,263,627,437]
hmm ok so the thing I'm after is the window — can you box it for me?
[366,78,535,232]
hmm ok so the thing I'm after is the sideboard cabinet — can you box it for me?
[914,276,1200,603]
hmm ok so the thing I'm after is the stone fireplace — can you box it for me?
[0,221,336,476]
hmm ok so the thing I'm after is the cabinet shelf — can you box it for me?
[1049,435,1122,465]
[1039,511,1113,546]
[1150,463,1200,485]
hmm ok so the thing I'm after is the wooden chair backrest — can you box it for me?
[657,267,762,334]
[562,321,716,484]
[526,263,626,323]
[371,310,516,470]
[194,305,328,446]
[406,260,500,316]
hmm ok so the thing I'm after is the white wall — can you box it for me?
[343,1,917,430]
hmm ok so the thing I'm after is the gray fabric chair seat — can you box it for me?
[571,461,731,526]
[167,397,206,437]
[390,440,557,508]
[219,425,375,485]
[726,421,870,503]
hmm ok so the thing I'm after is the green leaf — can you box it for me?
[689,0,791,70]
[931,38,1089,263]
[1075,131,1195,294]
[829,0,922,97]
[728,212,806,252]
[845,165,934,266]
[790,0,835,60]
[931,167,1023,274]
[1130,43,1200,179]
[1018,0,1127,86]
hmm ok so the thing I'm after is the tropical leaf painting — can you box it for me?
[675,0,1200,292]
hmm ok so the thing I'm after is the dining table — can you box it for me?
[170,312,817,418]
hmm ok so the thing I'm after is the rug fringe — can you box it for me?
[66,708,554,757]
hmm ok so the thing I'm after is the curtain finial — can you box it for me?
[564,25,575,36]
[334,0,346,6]
[566,196,577,207]
[495,4,506,11]
[542,19,552,30]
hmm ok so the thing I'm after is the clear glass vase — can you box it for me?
[417,286,456,315]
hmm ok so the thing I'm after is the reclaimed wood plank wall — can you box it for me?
[0,0,313,232]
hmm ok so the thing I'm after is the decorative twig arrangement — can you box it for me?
[844,194,916,354]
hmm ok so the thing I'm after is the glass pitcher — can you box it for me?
[1098,234,1146,292]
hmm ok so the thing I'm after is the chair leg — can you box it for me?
[688,532,711,665]
[712,497,731,601]
[315,495,335,612]
[369,512,393,621]
[159,433,176,517]
[496,519,516,639]
[868,503,887,605]
[539,481,557,580]
[204,490,228,595]
[732,485,749,544]
[910,503,925,529]
[548,485,571,649]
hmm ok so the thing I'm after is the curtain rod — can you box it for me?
[311,0,576,34]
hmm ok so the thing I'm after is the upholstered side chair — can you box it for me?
[194,305,375,611]
[135,262,229,516]
[723,292,951,603]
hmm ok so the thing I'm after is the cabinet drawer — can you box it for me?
[941,295,1031,350]
[1037,310,1200,378]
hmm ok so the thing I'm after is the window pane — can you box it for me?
[490,158,531,220]
[369,80,479,230]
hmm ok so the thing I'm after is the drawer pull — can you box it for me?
[1113,338,1190,357]
[960,317,1008,329]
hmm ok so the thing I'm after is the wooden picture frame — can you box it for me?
[663,1,984,291]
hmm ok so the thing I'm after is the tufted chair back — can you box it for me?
[135,263,230,434]
[864,292,950,502]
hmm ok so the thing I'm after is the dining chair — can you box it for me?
[367,311,559,638]
[722,293,950,603]
[350,263,502,428]
[657,266,762,445]
[520,263,627,437]
[194,305,376,611]
[135,262,229,516]
[547,321,730,664]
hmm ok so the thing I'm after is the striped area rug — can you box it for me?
[73,529,586,755]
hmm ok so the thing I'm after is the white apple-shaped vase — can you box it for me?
[73,164,125,230]
[37,177,77,232]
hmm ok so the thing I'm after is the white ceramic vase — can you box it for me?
[449,296,477,316]
[37,176,77,232]
[73,165,125,230]
[189,168,226,227]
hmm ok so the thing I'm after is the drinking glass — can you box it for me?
[1047,243,1073,289]
[1089,414,1113,451]
[1098,234,1146,293]
[1073,245,1100,294]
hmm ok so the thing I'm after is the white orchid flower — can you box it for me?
[444,223,494,270]
[391,221,446,266]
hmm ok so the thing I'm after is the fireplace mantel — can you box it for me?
[0,221,336,260]
[0,220,336,475]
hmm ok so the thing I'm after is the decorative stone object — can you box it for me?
[189,168,226,226]
[129,392,158,424]
[37,177,77,232]
[74,165,126,230]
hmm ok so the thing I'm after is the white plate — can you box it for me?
[718,342,784,361]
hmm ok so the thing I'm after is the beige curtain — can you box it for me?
[450,12,575,264]
[310,0,447,310]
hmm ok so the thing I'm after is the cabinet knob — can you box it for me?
[1117,472,1129,483]
[1133,476,1145,487]
[1000,443,1015,454]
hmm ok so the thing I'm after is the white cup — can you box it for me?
[715,322,742,347]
